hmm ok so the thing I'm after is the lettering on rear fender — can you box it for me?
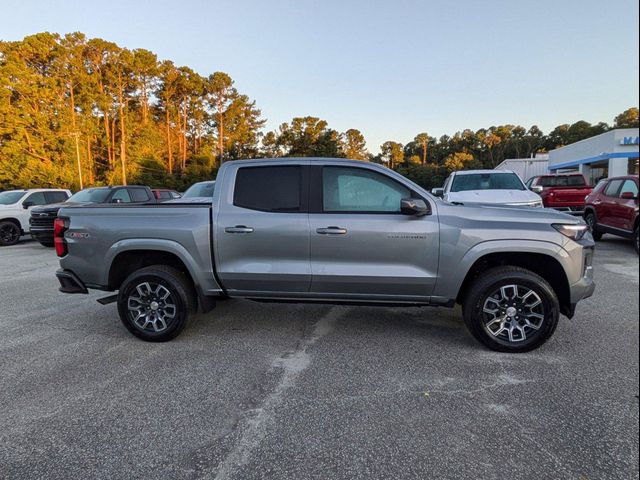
[67,232,90,239]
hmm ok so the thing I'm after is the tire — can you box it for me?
[462,266,560,353]
[0,221,21,246]
[117,265,197,342]
[584,212,602,241]
[634,226,639,255]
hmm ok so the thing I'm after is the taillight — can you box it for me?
[54,217,68,257]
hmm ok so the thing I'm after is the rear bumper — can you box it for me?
[550,206,585,215]
[56,269,88,294]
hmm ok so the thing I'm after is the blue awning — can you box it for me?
[549,151,640,170]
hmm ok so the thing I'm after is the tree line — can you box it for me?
[1,32,638,191]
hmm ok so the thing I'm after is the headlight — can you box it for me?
[552,223,589,241]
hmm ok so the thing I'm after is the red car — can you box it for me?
[525,173,593,214]
[584,175,639,253]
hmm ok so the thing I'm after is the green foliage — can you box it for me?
[0,32,636,192]
[0,33,262,190]
[614,108,639,129]
[396,164,449,190]
[444,151,476,171]
[380,141,404,168]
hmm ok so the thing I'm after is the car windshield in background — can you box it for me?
[68,188,111,203]
[0,191,25,205]
[183,182,215,198]
[538,176,586,187]
[451,173,525,192]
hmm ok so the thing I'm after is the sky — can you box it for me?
[1,0,639,153]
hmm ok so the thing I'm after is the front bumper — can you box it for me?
[56,269,88,294]
[30,228,54,242]
[565,246,595,317]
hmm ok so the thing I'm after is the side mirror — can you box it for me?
[620,191,637,200]
[531,186,543,194]
[22,201,34,209]
[431,188,444,197]
[111,198,123,204]
[401,198,430,216]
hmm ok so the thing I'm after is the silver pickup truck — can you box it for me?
[55,158,595,352]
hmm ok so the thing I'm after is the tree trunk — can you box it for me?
[69,81,83,189]
[111,116,116,170]
[118,71,127,185]
[182,103,188,169]
[165,107,173,174]
[87,136,94,184]
[142,78,148,124]
[217,102,224,165]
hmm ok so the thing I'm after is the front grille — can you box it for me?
[30,213,56,228]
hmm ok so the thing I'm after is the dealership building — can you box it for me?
[548,128,639,185]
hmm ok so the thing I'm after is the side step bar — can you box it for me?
[97,294,118,305]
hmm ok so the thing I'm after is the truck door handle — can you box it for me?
[316,226,347,235]
[225,225,254,234]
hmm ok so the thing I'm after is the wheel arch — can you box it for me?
[106,242,218,313]
[584,206,597,219]
[0,217,24,233]
[453,246,572,318]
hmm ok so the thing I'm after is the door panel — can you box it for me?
[309,165,439,300]
[598,179,623,227]
[309,213,439,299]
[610,179,639,231]
[214,165,311,295]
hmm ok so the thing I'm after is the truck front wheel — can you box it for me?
[0,221,21,246]
[117,265,196,342]
[462,266,560,353]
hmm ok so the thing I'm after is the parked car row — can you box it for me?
[0,186,182,247]
[431,170,638,254]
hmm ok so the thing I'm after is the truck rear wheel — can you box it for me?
[462,266,559,353]
[117,265,196,342]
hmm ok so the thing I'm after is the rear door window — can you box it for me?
[45,191,69,203]
[130,188,151,202]
[111,189,132,203]
[234,166,303,212]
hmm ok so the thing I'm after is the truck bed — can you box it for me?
[58,203,221,295]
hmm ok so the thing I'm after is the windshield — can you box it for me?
[0,191,26,205]
[450,173,525,192]
[68,188,111,203]
[183,181,215,198]
[537,176,586,187]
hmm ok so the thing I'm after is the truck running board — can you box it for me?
[96,294,118,305]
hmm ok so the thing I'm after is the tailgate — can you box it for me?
[547,187,592,206]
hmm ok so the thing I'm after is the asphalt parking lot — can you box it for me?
[0,237,638,480]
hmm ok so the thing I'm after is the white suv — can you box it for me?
[431,170,543,208]
[0,189,72,246]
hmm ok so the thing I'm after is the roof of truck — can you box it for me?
[453,169,516,175]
